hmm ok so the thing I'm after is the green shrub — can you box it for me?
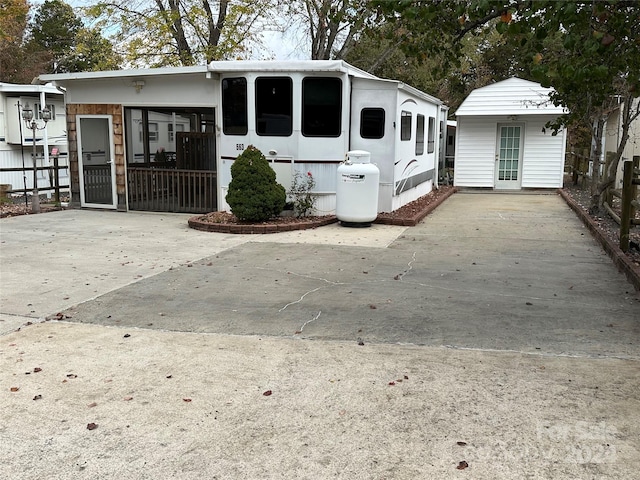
[225,145,286,222]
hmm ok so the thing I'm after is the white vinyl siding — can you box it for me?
[454,117,496,187]
[455,115,566,188]
[521,116,566,188]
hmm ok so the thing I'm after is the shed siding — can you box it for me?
[454,117,496,187]
[455,115,566,188]
[521,116,566,188]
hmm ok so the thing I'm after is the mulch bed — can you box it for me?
[559,180,640,291]
[188,185,457,233]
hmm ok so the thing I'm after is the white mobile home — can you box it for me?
[38,61,447,214]
[454,77,566,190]
[0,83,68,196]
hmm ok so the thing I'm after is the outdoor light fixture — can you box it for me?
[21,101,51,214]
[132,80,145,93]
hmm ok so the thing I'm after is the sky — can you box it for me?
[33,0,305,62]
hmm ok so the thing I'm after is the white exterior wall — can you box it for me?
[454,116,497,187]
[217,70,351,214]
[520,116,566,188]
[455,115,565,188]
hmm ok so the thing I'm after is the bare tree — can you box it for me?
[86,0,278,67]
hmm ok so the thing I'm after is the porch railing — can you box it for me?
[127,167,217,213]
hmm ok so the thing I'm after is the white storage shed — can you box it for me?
[453,77,567,190]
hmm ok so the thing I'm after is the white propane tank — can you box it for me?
[336,150,379,226]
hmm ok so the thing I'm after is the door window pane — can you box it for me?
[256,77,292,136]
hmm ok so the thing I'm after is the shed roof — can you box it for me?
[455,77,566,116]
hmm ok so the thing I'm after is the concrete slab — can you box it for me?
[0,210,406,320]
[1,322,637,479]
[1,193,639,479]
[59,194,640,359]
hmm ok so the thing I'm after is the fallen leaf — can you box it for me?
[183,398,192,402]
[123,334,131,338]
[526,302,533,306]
[456,461,469,470]
[388,381,395,386]
[10,387,19,392]
[457,441,467,446]
[87,423,98,431]
[369,304,377,309]
[66,374,77,379]
[33,395,42,400]
[166,375,172,379]
[124,396,133,401]
[263,390,273,396]
[404,375,409,380]
[87,402,97,408]
[33,367,42,373]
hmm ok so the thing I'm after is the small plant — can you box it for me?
[289,171,316,218]
[226,145,286,222]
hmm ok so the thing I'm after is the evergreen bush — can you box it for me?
[225,145,286,222]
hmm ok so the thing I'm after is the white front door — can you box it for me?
[495,124,524,190]
[77,115,117,208]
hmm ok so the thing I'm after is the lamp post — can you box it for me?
[21,102,51,214]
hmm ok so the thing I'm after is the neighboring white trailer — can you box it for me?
[0,83,68,196]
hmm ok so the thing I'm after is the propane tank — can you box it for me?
[336,150,379,226]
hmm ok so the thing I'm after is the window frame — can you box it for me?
[222,77,248,136]
[427,116,436,153]
[255,76,293,137]
[416,114,425,155]
[360,108,385,139]
[400,111,412,141]
[301,76,342,137]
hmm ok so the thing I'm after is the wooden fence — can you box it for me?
[127,167,216,213]
[602,155,640,252]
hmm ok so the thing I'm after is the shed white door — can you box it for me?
[495,124,524,189]
[77,115,117,209]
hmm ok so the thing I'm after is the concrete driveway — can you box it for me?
[1,194,638,479]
